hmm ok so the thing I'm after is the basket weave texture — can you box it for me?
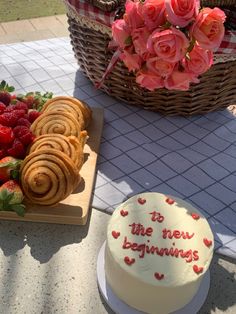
[66,3,236,116]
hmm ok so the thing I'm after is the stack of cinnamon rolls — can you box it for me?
[20,96,92,206]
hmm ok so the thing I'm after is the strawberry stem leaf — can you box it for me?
[11,204,25,217]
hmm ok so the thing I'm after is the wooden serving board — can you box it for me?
[0,107,104,225]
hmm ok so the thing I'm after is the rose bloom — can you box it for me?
[124,0,144,29]
[165,0,200,27]
[146,57,175,78]
[112,19,131,49]
[132,27,151,59]
[165,68,199,91]
[120,50,143,72]
[147,27,189,63]
[190,7,226,50]
[138,0,166,31]
[185,45,213,75]
[136,70,164,90]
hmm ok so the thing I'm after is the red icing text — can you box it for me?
[129,223,153,237]
[122,236,199,262]
[149,211,164,223]
[162,228,194,240]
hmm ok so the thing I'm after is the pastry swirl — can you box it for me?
[29,134,85,171]
[42,96,92,128]
[20,149,80,206]
[30,111,81,137]
[41,99,85,129]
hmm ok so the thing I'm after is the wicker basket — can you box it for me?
[66,1,236,116]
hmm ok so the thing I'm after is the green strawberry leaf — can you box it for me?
[11,204,25,217]
[0,189,13,201]
[0,160,22,169]
[10,169,19,180]
[8,86,15,92]
[0,80,6,89]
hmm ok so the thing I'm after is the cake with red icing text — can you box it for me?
[105,192,214,314]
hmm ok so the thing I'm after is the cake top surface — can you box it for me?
[107,192,214,287]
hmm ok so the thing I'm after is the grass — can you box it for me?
[0,0,66,23]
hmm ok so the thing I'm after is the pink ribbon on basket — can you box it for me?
[95,48,122,89]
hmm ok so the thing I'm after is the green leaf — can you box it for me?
[125,36,132,46]
[12,204,25,217]
[8,86,15,92]
[0,160,22,169]
[187,39,196,53]
[0,80,6,89]
[4,191,14,203]
[0,189,12,201]
[10,169,19,180]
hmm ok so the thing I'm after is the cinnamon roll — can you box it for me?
[41,99,85,129]
[43,96,92,128]
[20,149,80,206]
[29,134,84,170]
[30,111,81,137]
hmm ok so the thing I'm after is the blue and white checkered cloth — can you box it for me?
[1,37,235,258]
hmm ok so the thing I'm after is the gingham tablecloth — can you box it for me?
[0,37,236,259]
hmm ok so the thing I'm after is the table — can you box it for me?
[0,37,236,313]
[0,210,235,314]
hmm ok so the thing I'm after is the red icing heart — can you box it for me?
[203,238,212,247]
[154,272,164,280]
[191,213,200,220]
[193,265,203,274]
[124,256,135,265]
[165,198,175,205]
[112,231,120,239]
[120,209,128,217]
[138,197,146,205]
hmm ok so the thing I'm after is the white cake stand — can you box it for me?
[97,242,210,314]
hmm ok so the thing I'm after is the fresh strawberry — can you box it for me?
[0,110,26,127]
[0,156,21,183]
[13,126,35,146]
[0,112,17,127]
[28,110,41,123]
[13,125,29,138]
[10,94,17,101]
[0,125,15,144]
[17,91,53,111]
[0,180,25,216]
[0,102,6,114]
[6,102,28,112]
[16,118,31,128]
[0,81,15,106]
[7,138,25,158]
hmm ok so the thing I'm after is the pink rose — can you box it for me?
[147,27,189,63]
[139,0,166,31]
[165,0,200,27]
[112,19,131,49]
[120,50,142,72]
[124,0,144,29]
[136,70,164,90]
[146,57,175,78]
[185,45,213,75]
[190,7,226,50]
[132,27,151,59]
[165,69,199,91]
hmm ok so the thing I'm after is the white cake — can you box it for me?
[105,192,214,314]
